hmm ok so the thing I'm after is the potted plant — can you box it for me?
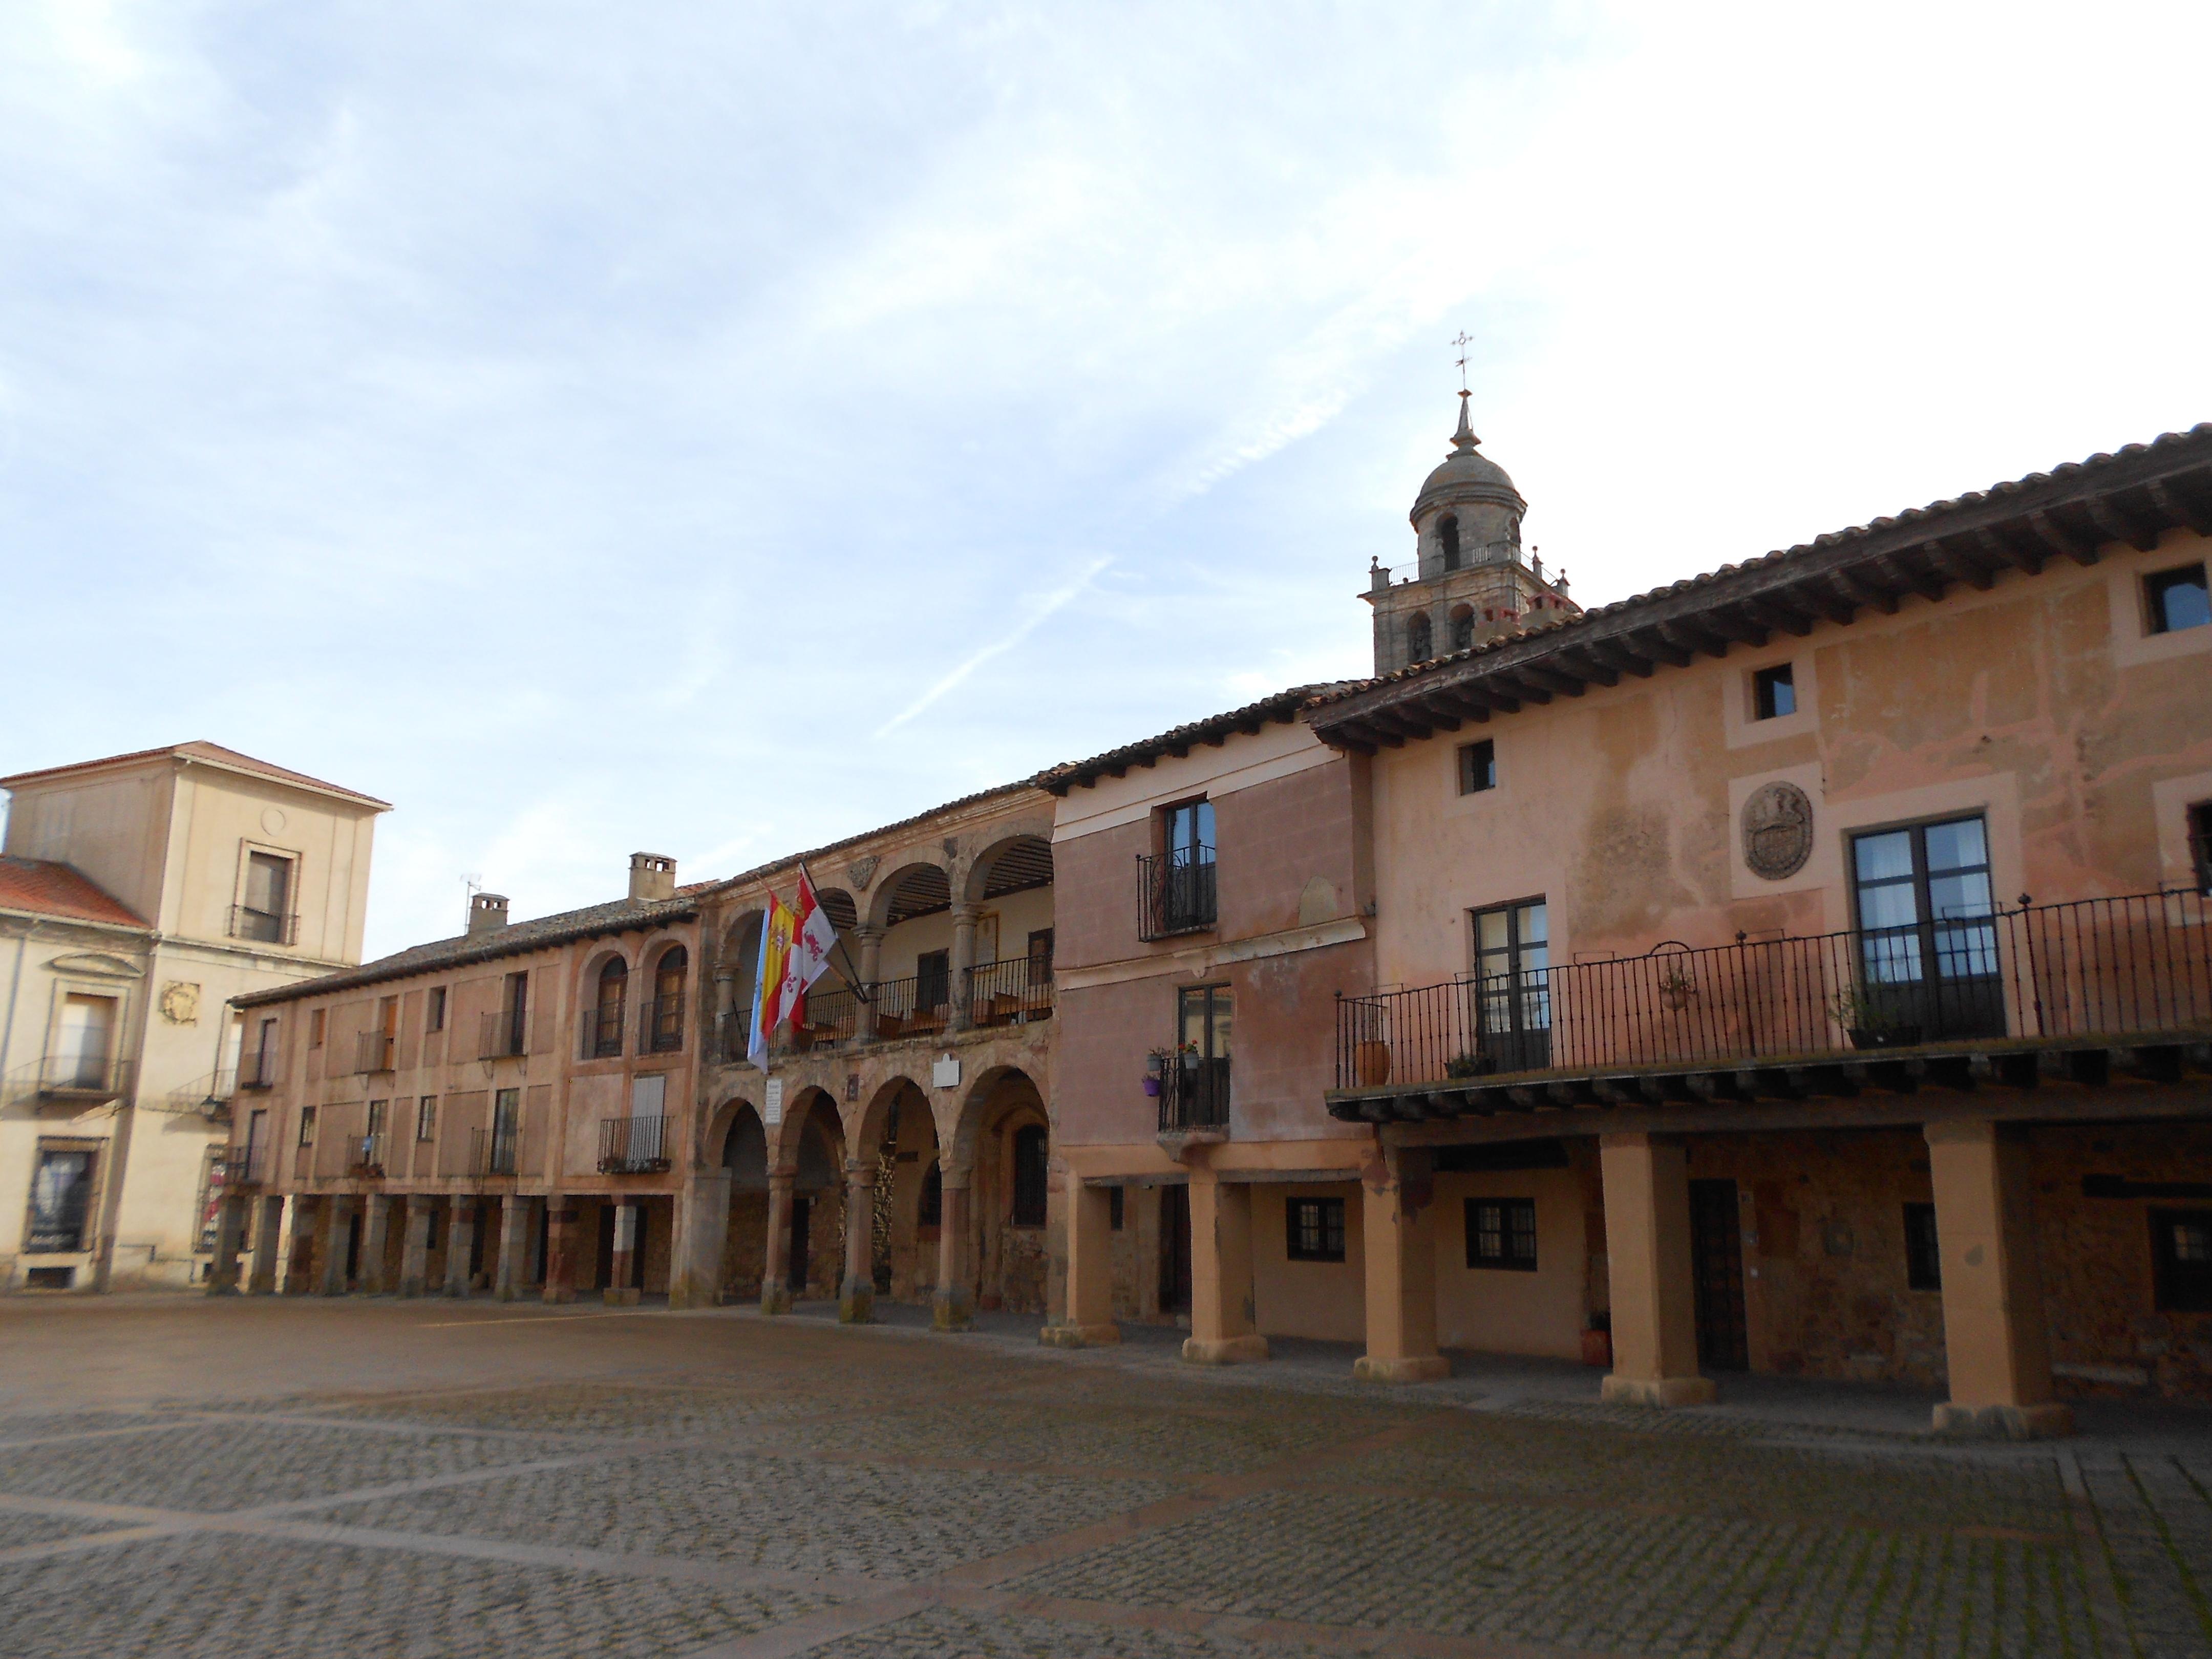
[1581,1311,1613,1369]
[1353,1034,1392,1087]
[1444,1051,1492,1080]
[1657,967,1698,1013]
[1142,1049,1168,1097]
[1830,985,1921,1050]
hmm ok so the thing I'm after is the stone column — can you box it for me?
[932,1166,974,1330]
[671,1168,731,1309]
[205,1196,247,1294]
[358,1194,393,1294]
[713,968,738,1062]
[1185,1167,1265,1363]
[1356,1147,1447,1382]
[761,1171,795,1314]
[1042,1178,1120,1348]
[1925,1120,2071,1438]
[494,1196,534,1301]
[839,1161,877,1323]
[947,903,980,1031]
[606,1200,641,1305]
[275,1196,310,1295]
[444,1199,476,1298]
[317,1196,355,1296]
[850,926,883,1040]
[248,1195,283,1293]
[399,1198,433,1296]
[1598,1133,1712,1407]
[541,1198,578,1304]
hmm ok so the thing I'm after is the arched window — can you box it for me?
[1439,515,1461,571]
[1451,610,1475,652]
[590,958,626,1057]
[648,945,687,1053]
[1406,612,1433,665]
[1010,1123,1048,1228]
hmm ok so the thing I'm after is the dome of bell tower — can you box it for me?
[1410,392,1525,535]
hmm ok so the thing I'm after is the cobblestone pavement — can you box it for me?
[2,1297,2208,1657]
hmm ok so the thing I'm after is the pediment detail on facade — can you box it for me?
[46,951,144,980]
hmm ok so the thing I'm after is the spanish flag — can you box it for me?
[747,893,799,1073]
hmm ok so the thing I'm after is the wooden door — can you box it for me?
[1688,1179,1749,1371]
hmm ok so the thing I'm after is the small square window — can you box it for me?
[2146,564,2210,635]
[1903,1202,1941,1291]
[1753,663,1797,720]
[1286,1197,1346,1262]
[426,987,446,1033]
[1465,1197,1538,1270]
[1458,739,1496,796]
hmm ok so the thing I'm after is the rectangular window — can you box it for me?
[1904,1201,1942,1290]
[25,1147,97,1253]
[2190,802,2212,898]
[297,1105,317,1146]
[1286,1196,1347,1262]
[1108,1184,1124,1231]
[2152,1209,2212,1313]
[426,987,446,1033]
[1753,663,1797,719]
[310,1008,325,1047]
[1849,814,2004,1041]
[54,993,117,1089]
[248,1017,279,1087]
[366,1100,388,1137]
[1472,900,1549,1072]
[416,1097,437,1141]
[500,972,528,1055]
[1171,984,1233,1129]
[2146,562,2210,635]
[1146,798,1219,935]
[237,850,294,943]
[916,949,951,1011]
[1010,1124,1048,1228]
[1465,1197,1538,1270]
[1458,739,1497,795]
[491,1088,521,1174]
[1027,928,1055,987]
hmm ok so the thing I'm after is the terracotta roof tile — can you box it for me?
[0,858,148,929]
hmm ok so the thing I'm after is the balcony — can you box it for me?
[224,1144,267,1186]
[967,958,1054,1028]
[598,1113,670,1175]
[643,992,686,1053]
[228,905,299,947]
[790,986,862,1050]
[238,1051,279,1091]
[1138,846,1217,941]
[355,1032,395,1074]
[583,1003,624,1059]
[1158,1054,1230,1134]
[1331,886,2212,1122]
[349,1134,387,1178]
[479,1008,528,1060]
[870,973,950,1041]
[471,1123,519,1178]
[36,1054,134,1103]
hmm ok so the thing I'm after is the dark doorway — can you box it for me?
[594,1202,615,1289]
[788,1196,812,1293]
[532,1201,548,1286]
[344,1211,363,1284]
[469,1201,489,1279]
[1159,1184,1192,1313]
[1688,1179,1749,1371]
[630,1205,649,1291]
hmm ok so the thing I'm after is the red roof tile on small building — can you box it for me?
[0,858,150,930]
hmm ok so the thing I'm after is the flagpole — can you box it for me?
[797,858,874,1004]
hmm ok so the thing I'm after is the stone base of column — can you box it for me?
[541,1284,576,1305]
[838,1281,876,1324]
[761,1283,792,1315]
[932,1287,973,1331]
[668,1276,721,1310]
[399,1277,424,1298]
[1183,1334,1267,1365]
[1932,1400,2073,1439]
[1353,1353,1449,1383]
[1040,1322,1121,1349]
[602,1287,642,1307]
[1601,1374,1716,1408]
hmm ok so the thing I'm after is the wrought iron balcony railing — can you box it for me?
[228,905,299,946]
[37,1054,134,1100]
[966,958,1054,1027]
[238,1051,279,1090]
[644,992,686,1053]
[479,1008,529,1060]
[583,1002,625,1059]
[355,1031,395,1074]
[1335,885,2212,1094]
[224,1144,268,1186]
[598,1112,670,1174]
[1138,845,1217,941]
[1158,1055,1230,1134]
[791,986,862,1049]
[471,1123,520,1178]
[870,973,951,1040]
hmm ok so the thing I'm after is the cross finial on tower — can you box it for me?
[1451,330,1473,393]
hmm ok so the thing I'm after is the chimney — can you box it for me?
[628,853,677,903]
[467,892,510,935]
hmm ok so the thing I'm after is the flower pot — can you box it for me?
[1849,1026,1922,1051]
[1659,986,1696,1013]
[1353,1039,1392,1087]
[1580,1327,1613,1369]
[1141,1077,1162,1097]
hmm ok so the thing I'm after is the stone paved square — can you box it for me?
[2,1294,2208,1658]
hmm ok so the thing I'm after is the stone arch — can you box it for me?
[581,948,632,1057]
[814,886,859,933]
[848,1075,941,1302]
[1406,609,1434,665]
[771,1084,845,1172]
[957,826,1056,906]
[700,1088,764,1166]
[715,1099,772,1302]
[945,1064,1052,1315]
[866,859,953,932]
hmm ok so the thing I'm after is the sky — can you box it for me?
[6,1,2210,960]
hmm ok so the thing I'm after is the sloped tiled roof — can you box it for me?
[0,741,391,810]
[0,857,150,930]
[1040,685,1360,796]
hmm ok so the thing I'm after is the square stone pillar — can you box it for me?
[1043,1179,1120,1348]
[275,1196,311,1295]
[399,1198,433,1296]
[1185,1168,1265,1363]
[761,1173,794,1315]
[850,928,883,1041]
[494,1196,534,1302]
[1355,1148,1445,1381]
[1925,1120,2072,1438]
[541,1198,578,1304]
[358,1194,394,1294]
[248,1195,284,1293]
[205,1196,246,1294]
[932,1169,973,1330]
[606,1199,642,1305]
[317,1196,356,1295]
[671,1169,731,1309]
[443,1199,476,1298]
[1599,1133,1713,1407]
[839,1164,876,1324]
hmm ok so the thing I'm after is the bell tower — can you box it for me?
[1365,393,1578,675]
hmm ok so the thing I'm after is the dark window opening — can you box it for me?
[1108,1184,1124,1230]
[1849,814,2004,1041]
[1753,663,1797,720]
[237,851,295,943]
[918,1160,942,1228]
[426,987,446,1033]
[1287,1196,1347,1262]
[1472,899,1549,1072]
[1451,611,1475,652]
[2152,1209,2212,1312]
[1407,611,1433,664]
[2146,563,2210,635]
[1143,800,1216,938]
[1166,984,1232,1130]
[2190,801,2212,898]
[1010,1123,1048,1228]
[1439,515,1462,572]
[26,1148,96,1253]
[649,946,687,1052]
[1027,928,1055,986]
[416,1096,437,1142]
[591,958,627,1057]
[1465,1197,1537,1270]
[916,949,951,1012]
[1904,1201,1942,1290]
[1459,739,1496,796]
[1689,1179,1750,1370]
